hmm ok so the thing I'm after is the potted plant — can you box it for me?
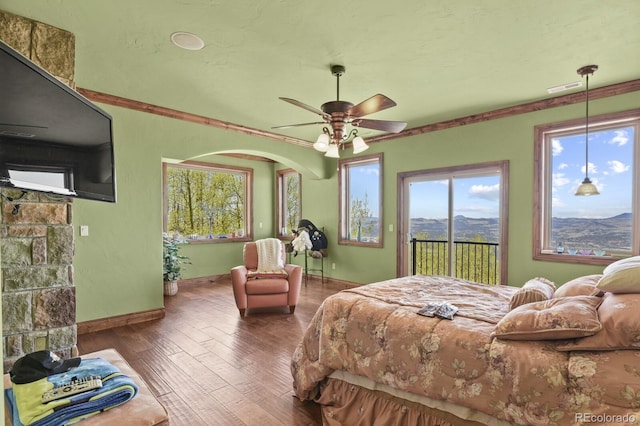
[163,232,190,296]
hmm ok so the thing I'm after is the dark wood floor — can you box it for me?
[77,275,348,425]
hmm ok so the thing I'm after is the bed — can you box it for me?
[291,273,640,425]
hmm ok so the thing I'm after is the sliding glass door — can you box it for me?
[398,161,509,284]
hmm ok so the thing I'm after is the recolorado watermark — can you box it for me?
[575,413,637,424]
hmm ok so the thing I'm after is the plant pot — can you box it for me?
[164,280,178,296]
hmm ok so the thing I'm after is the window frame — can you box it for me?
[338,152,384,247]
[533,108,640,264]
[162,160,253,243]
[276,168,301,239]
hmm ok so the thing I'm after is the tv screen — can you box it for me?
[0,40,116,202]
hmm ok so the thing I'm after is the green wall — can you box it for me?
[72,108,322,321]
[72,90,639,322]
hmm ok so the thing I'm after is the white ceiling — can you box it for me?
[2,0,640,145]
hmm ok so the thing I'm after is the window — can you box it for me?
[398,161,509,284]
[339,153,383,247]
[276,169,301,238]
[534,109,640,264]
[163,161,252,242]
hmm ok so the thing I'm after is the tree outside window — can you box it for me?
[277,169,301,237]
[534,109,640,264]
[163,161,252,241]
[339,153,383,247]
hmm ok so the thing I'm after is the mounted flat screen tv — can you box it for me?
[0,40,115,202]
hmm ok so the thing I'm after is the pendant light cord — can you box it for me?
[575,64,599,196]
[584,73,590,179]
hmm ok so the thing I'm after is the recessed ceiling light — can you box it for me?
[170,32,205,50]
[547,80,582,94]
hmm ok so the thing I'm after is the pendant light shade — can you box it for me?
[575,177,600,196]
[575,64,599,197]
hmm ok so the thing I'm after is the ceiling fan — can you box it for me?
[274,65,407,157]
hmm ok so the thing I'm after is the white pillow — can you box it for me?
[597,256,640,294]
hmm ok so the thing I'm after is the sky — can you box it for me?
[349,163,380,217]
[350,126,634,220]
[409,176,500,219]
[550,125,633,218]
[349,161,501,219]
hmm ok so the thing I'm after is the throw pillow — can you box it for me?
[492,296,603,341]
[556,292,640,351]
[508,277,556,310]
[247,269,288,279]
[596,256,640,294]
[553,274,604,298]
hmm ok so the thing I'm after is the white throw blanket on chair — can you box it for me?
[256,238,285,273]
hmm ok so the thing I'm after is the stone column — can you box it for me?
[1,191,77,370]
[0,9,77,371]
[0,10,75,86]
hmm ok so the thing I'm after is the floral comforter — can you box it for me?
[291,275,640,425]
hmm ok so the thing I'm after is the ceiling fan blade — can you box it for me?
[355,119,407,133]
[272,121,326,130]
[279,97,328,118]
[346,94,397,118]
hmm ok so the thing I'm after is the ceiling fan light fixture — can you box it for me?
[275,64,406,158]
[352,136,369,154]
[325,144,340,158]
[313,133,330,152]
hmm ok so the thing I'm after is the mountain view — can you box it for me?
[410,216,500,242]
[409,213,632,251]
[551,213,632,251]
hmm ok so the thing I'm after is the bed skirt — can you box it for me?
[316,371,510,426]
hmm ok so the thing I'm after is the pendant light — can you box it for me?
[575,64,599,196]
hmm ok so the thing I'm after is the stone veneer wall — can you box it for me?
[1,191,76,371]
[0,9,77,371]
[0,10,75,86]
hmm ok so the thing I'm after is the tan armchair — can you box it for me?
[230,240,302,317]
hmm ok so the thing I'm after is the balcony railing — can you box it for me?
[411,239,499,285]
